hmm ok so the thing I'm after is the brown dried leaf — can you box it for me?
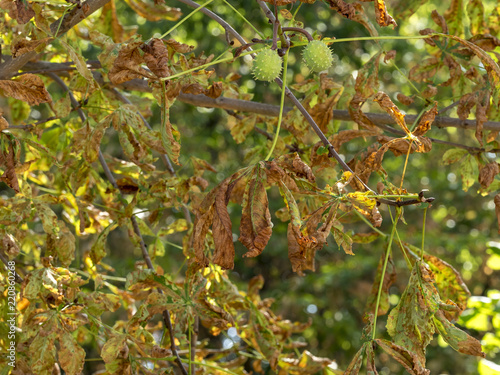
[374,91,411,134]
[332,129,380,150]
[126,0,181,21]
[239,163,273,258]
[421,85,438,99]
[374,0,397,28]
[310,91,341,132]
[141,38,170,78]
[431,10,448,33]
[212,178,235,269]
[165,39,194,54]
[0,113,9,131]
[397,93,414,105]
[457,92,477,120]
[275,153,315,183]
[375,339,430,375]
[0,141,19,193]
[475,92,489,146]
[377,135,432,156]
[108,40,154,84]
[15,0,34,23]
[205,82,223,99]
[11,37,52,58]
[412,102,437,136]
[479,162,500,188]
[409,56,439,82]
[327,0,378,36]
[261,0,298,4]
[0,74,52,105]
[446,34,500,85]
[384,50,396,63]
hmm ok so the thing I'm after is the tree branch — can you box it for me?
[21,60,500,132]
[0,0,110,79]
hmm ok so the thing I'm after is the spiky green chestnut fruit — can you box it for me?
[252,49,282,82]
[302,40,334,73]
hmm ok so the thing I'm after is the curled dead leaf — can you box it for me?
[412,102,437,136]
[478,162,500,188]
[397,93,414,105]
[141,38,170,78]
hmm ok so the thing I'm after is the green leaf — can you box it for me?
[34,202,60,236]
[424,254,470,321]
[386,261,440,370]
[101,334,128,363]
[30,331,57,374]
[460,154,476,191]
[343,342,367,375]
[433,310,485,357]
[90,222,117,265]
[442,148,468,165]
[61,40,96,89]
[331,222,354,255]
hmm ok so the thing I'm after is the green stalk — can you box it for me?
[353,210,387,237]
[161,48,257,81]
[265,48,289,161]
[421,206,428,260]
[160,0,217,39]
[371,209,399,340]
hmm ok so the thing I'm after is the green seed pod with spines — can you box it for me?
[252,49,282,82]
[302,40,334,73]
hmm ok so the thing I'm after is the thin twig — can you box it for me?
[48,73,188,375]
[282,27,314,41]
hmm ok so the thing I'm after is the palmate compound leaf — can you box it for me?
[239,162,273,258]
[386,261,440,371]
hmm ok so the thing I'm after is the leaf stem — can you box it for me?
[222,0,265,39]
[353,210,387,237]
[371,209,399,340]
[265,48,289,161]
[160,0,217,39]
[421,206,428,260]
[161,48,257,81]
